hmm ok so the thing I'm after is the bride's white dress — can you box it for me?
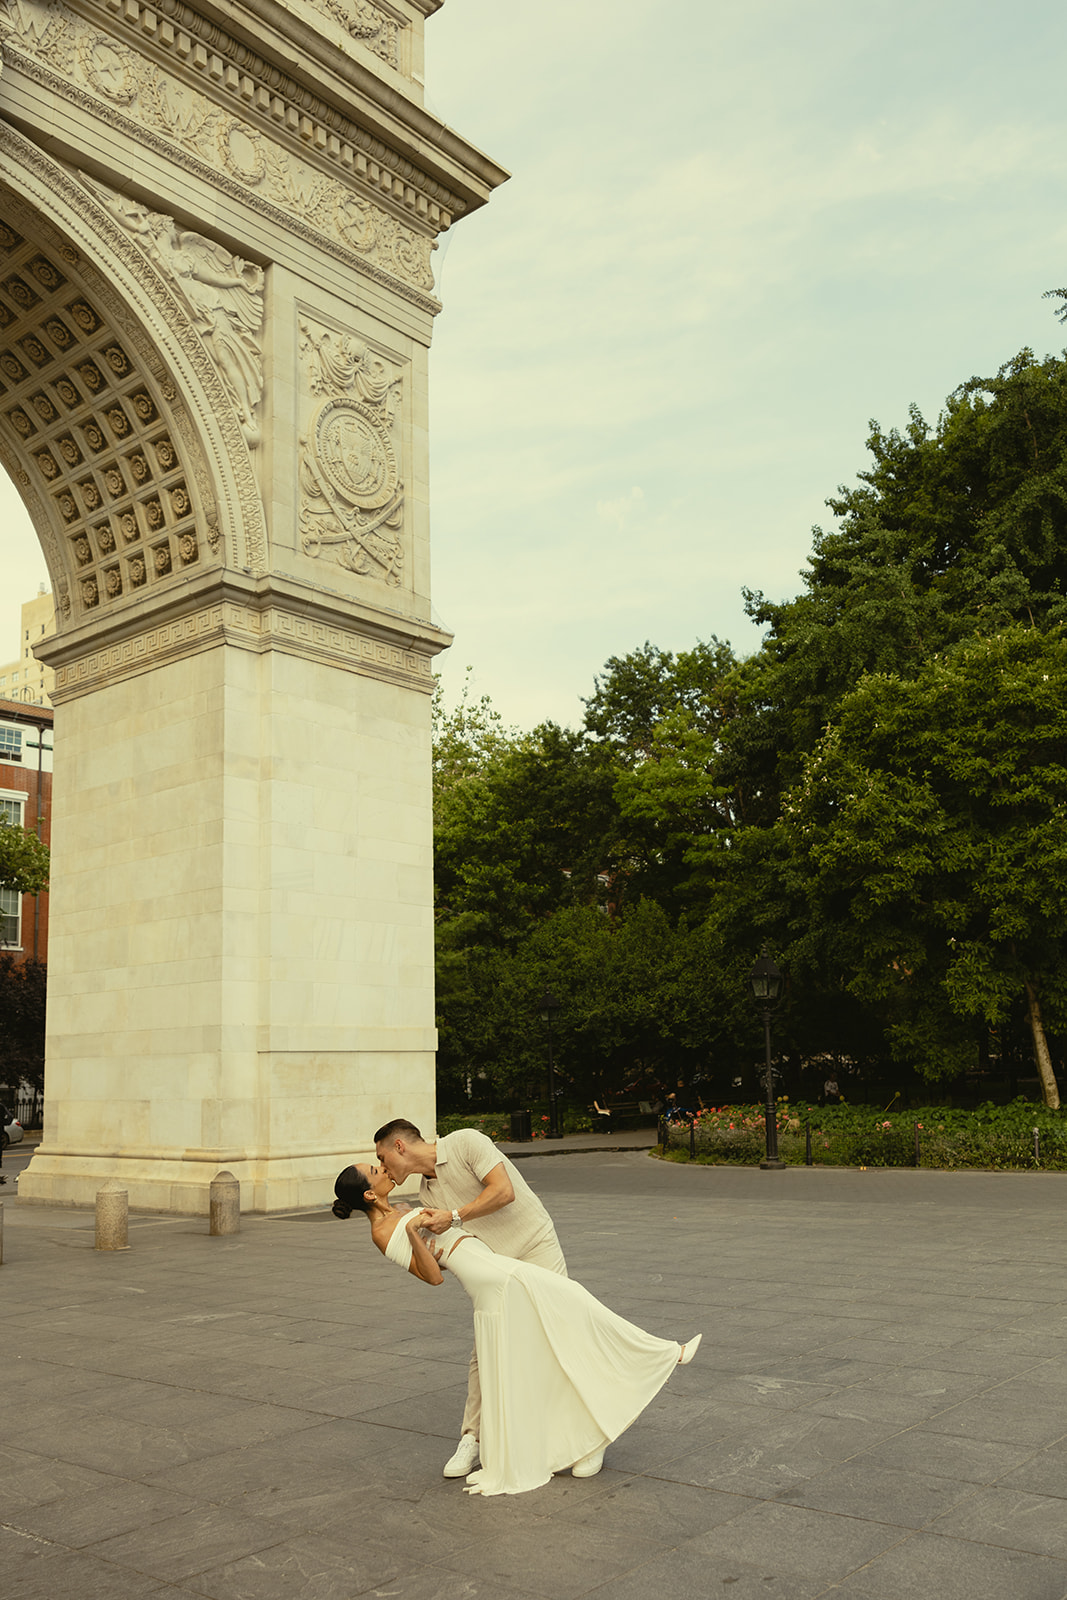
[385,1219,681,1496]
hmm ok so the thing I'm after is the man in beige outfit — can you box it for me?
[374,1117,570,1479]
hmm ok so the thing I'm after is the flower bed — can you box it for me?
[659,1099,1067,1172]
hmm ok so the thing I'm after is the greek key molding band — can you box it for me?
[40,580,449,701]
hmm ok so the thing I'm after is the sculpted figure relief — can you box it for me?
[78,176,265,449]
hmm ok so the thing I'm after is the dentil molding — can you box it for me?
[0,0,447,304]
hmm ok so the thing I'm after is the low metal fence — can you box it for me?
[13,1089,43,1130]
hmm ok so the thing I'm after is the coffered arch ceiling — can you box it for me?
[0,143,266,639]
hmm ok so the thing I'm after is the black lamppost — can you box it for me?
[539,988,563,1139]
[749,951,785,1170]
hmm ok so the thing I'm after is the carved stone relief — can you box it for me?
[298,317,404,587]
[307,0,402,68]
[0,0,442,299]
[0,204,221,624]
[79,175,264,450]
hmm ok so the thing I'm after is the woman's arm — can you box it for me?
[403,1211,444,1285]
[370,1210,443,1285]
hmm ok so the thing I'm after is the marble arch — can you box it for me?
[1,0,505,1211]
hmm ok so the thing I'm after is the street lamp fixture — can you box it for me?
[539,987,563,1139]
[749,951,785,1170]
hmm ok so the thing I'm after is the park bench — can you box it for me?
[592,1100,657,1131]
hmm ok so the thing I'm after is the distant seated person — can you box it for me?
[592,1099,612,1130]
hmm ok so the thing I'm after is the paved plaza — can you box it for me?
[2,1144,1067,1599]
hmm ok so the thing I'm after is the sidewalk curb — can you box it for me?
[499,1138,657,1159]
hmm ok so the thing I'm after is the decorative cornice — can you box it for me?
[0,8,443,309]
[1,0,504,225]
[145,0,464,215]
[39,571,452,700]
[153,0,505,206]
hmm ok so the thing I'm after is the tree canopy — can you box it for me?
[433,347,1067,1110]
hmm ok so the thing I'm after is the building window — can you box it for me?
[0,887,19,948]
[0,792,24,949]
[0,728,22,762]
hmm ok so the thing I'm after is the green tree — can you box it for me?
[0,817,49,895]
[434,720,619,947]
[584,638,746,917]
[0,955,47,1094]
[432,669,523,811]
[783,626,1067,1105]
[738,349,1067,805]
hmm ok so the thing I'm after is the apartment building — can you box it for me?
[0,586,55,707]
[0,695,53,961]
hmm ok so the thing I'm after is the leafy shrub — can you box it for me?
[435,1105,595,1140]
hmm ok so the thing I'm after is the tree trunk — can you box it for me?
[1024,980,1061,1110]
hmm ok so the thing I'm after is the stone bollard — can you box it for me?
[209,1170,241,1236]
[95,1178,130,1251]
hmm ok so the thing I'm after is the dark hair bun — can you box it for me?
[332,1198,354,1220]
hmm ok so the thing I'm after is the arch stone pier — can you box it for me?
[1,0,505,1211]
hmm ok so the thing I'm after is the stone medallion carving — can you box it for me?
[81,33,138,104]
[315,399,398,509]
[299,318,404,586]
[218,123,267,188]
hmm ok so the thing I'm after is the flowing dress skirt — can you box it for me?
[388,1223,681,1496]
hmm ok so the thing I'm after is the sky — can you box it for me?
[5,0,1067,726]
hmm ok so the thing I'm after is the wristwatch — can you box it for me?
[451,1209,462,1229]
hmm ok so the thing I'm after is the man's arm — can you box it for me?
[423,1161,514,1235]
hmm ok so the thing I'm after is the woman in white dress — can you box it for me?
[333,1163,701,1497]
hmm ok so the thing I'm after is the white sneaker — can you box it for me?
[443,1435,480,1478]
[571,1445,605,1478]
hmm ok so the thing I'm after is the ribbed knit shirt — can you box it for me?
[418,1128,563,1264]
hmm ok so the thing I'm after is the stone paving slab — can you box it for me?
[3,1155,1067,1598]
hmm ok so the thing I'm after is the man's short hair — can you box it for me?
[374,1118,423,1146]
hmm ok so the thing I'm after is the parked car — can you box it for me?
[2,1113,24,1147]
